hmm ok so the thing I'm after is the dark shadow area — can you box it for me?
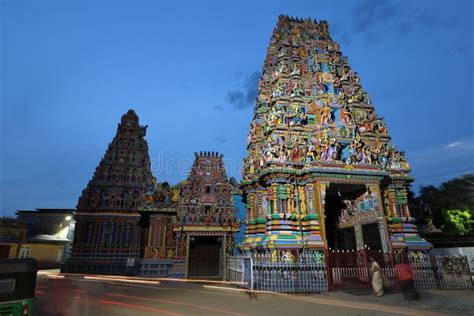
[325,183,366,250]
[188,236,221,278]
[362,223,383,251]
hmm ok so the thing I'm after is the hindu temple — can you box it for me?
[240,15,431,256]
[64,110,240,277]
[65,110,156,274]
[65,15,432,280]
[174,151,239,278]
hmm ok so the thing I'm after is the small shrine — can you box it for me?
[174,151,240,279]
[241,16,431,259]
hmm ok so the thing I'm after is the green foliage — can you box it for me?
[414,174,474,229]
[442,209,473,236]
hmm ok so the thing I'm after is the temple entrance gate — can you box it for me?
[323,183,388,251]
[188,236,222,278]
[323,182,393,289]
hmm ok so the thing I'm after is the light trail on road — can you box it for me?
[83,275,161,285]
[62,273,245,285]
[34,273,454,316]
[106,293,248,316]
[99,299,182,316]
[45,274,65,279]
[72,289,87,293]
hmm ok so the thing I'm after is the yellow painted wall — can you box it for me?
[26,243,65,264]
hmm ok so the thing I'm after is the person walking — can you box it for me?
[369,257,384,297]
[395,256,419,300]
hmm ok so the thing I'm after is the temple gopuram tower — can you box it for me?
[241,16,430,256]
[175,151,239,279]
[66,109,154,274]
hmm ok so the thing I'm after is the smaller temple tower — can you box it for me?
[65,109,153,274]
[175,151,239,279]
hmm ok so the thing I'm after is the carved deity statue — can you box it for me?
[320,104,332,125]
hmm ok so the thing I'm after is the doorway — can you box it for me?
[362,223,383,251]
[324,183,366,251]
[335,227,356,250]
[188,236,222,278]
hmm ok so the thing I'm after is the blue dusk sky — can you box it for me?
[1,0,473,215]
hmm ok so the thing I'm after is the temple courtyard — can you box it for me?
[34,271,473,316]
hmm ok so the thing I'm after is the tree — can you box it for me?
[416,174,474,228]
[442,209,473,237]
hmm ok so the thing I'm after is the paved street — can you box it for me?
[34,272,474,316]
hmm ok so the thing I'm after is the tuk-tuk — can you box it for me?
[0,258,38,316]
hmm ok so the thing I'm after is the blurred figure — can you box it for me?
[394,254,419,300]
[369,257,384,297]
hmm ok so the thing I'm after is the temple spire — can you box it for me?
[77,109,153,212]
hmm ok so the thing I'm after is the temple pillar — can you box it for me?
[241,193,257,252]
[368,184,391,253]
[223,233,227,280]
[272,183,278,214]
[262,182,301,250]
[185,233,190,279]
[354,222,365,250]
[302,180,326,249]
[254,191,267,249]
[385,183,431,251]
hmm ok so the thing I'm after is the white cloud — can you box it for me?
[446,141,462,148]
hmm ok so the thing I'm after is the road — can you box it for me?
[34,272,460,316]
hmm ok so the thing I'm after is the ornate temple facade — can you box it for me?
[65,110,239,277]
[241,16,431,256]
[175,151,239,278]
[140,181,180,261]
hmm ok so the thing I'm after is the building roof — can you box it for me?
[0,217,27,228]
[16,208,75,214]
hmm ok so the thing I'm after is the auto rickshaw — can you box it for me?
[0,258,38,316]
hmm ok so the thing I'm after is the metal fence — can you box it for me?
[329,249,400,291]
[228,249,473,293]
[227,250,327,293]
[407,251,437,289]
[329,249,473,291]
[408,251,473,290]
[227,256,245,284]
[433,255,473,289]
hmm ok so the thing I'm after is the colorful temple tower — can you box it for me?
[241,16,430,256]
[64,110,239,277]
[175,151,239,279]
[66,109,154,274]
